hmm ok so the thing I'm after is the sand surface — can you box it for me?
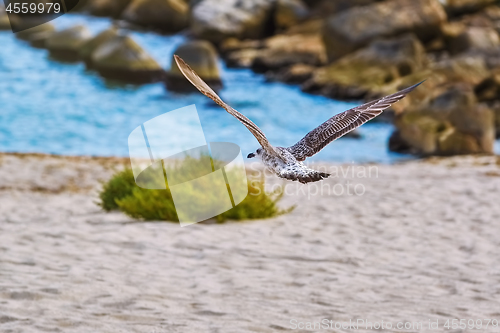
[1,153,500,333]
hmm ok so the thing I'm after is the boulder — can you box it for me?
[378,56,490,114]
[389,114,445,154]
[220,38,265,54]
[45,25,92,61]
[165,40,222,92]
[15,21,55,41]
[304,0,381,18]
[221,20,326,72]
[285,18,323,35]
[322,0,447,62]
[459,5,500,31]
[79,26,119,65]
[437,127,485,155]
[441,21,467,47]
[466,48,500,70]
[439,6,500,56]
[303,34,427,100]
[225,48,263,68]
[493,103,500,138]
[251,33,327,72]
[439,0,497,16]
[447,26,500,55]
[391,84,495,156]
[122,0,188,32]
[475,68,500,102]
[267,63,316,84]
[91,35,164,83]
[65,0,90,12]
[191,0,275,43]
[274,0,309,31]
[388,130,413,154]
[88,0,133,17]
[475,69,500,138]
[28,30,54,48]
[430,56,490,85]
[13,17,56,47]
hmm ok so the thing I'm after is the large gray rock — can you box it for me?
[165,40,222,92]
[475,68,500,102]
[191,0,276,43]
[474,69,500,138]
[45,25,92,61]
[28,29,55,48]
[15,21,55,41]
[274,0,309,31]
[91,35,164,83]
[303,34,427,100]
[79,27,119,65]
[391,84,495,156]
[88,0,133,18]
[269,63,316,84]
[380,56,490,115]
[447,26,500,55]
[251,33,327,72]
[442,12,500,68]
[221,19,326,71]
[122,0,188,32]
[439,0,497,15]
[226,49,263,68]
[387,55,497,155]
[306,0,381,18]
[322,0,447,62]
[493,103,500,138]
[459,5,500,32]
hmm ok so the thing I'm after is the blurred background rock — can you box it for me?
[164,40,223,92]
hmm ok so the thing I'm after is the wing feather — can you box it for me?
[174,55,274,152]
[287,82,424,161]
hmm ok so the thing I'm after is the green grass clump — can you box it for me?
[98,158,293,223]
[99,168,137,211]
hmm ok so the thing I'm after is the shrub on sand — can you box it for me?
[99,168,137,211]
[98,158,293,223]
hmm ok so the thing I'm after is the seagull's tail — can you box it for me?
[281,170,331,184]
[298,171,331,184]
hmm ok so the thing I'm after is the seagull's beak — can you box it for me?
[247,153,255,159]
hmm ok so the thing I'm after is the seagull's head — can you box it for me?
[247,148,262,159]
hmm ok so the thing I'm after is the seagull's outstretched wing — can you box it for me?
[174,55,275,153]
[287,82,423,161]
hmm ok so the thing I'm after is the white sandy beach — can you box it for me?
[0,153,499,332]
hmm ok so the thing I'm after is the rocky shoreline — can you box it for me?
[1,0,499,157]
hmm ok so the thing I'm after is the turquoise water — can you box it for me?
[2,14,482,163]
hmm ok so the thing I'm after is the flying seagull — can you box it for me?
[174,55,422,184]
